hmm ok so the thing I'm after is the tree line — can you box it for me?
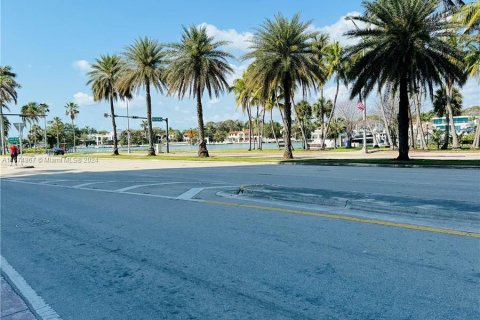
[1,0,479,159]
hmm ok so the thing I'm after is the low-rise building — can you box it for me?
[431,116,477,134]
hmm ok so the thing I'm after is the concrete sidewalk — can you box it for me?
[0,276,36,320]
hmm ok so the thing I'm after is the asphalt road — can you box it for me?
[1,164,479,319]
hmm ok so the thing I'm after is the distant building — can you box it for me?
[227,129,250,143]
[431,116,477,134]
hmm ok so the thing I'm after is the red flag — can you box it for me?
[357,101,365,111]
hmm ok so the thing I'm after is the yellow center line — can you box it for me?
[201,200,480,239]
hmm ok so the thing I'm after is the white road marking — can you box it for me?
[177,186,235,200]
[38,180,67,185]
[114,182,187,192]
[2,178,233,203]
[1,255,62,320]
[71,181,105,188]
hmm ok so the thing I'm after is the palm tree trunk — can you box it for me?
[255,106,260,150]
[446,82,460,149]
[472,122,480,149]
[442,114,450,149]
[282,78,293,159]
[71,119,76,152]
[145,79,155,156]
[408,104,415,149]
[260,107,265,150]
[56,130,59,148]
[270,108,280,148]
[415,92,427,150]
[110,94,119,155]
[291,96,309,150]
[397,74,410,160]
[247,104,252,151]
[196,85,209,157]
[321,77,340,149]
[378,91,394,148]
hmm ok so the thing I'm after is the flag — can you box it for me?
[357,101,365,111]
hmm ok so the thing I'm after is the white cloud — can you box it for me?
[226,63,249,86]
[312,11,363,46]
[73,92,95,106]
[208,97,221,105]
[72,60,91,73]
[199,23,253,54]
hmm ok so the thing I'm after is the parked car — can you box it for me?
[51,147,65,155]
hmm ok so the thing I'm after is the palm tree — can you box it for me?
[294,100,312,149]
[166,25,233,157]
[313,97,333,144]
[21,102,42,150]
[454,0,479,35]
[328,118,346,148]
[321,41,349,150]
[433,86,463,149]
[65,102,79,151]
[49,117,64,147]
[37,103,49,149]
[464,41,480,79]
[231,72,254,151]
[120,37,166,156]
[2,116,10,138]
[88,54,126,155]
[244,13,325,159]
[345,0,465,160]
[0,66,21,154]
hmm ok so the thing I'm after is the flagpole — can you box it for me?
[362,99,368,154]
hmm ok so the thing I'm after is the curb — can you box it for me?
[280,161,480,169]
[1,256,62,320]
[228,185,480,222]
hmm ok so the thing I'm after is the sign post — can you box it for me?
[14,122,25,155]
[152,117,169,153]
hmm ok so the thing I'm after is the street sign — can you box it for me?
[152,117,164,122]
[13,122,26,132]
[8,137,19,144]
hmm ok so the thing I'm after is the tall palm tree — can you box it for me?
[321,41,349,149]
[21,102,41,149]
[88,54,126,155]
[345,0,465,160]
[166,25,233,157]
[433,86,463,149]
[454,0,479,34]
[231,72,254,151]
[0,66,21,154]
[313,97,333,142]
[37,103,49,149]
[65,102,79,151]
[244,13,325,159]
[120,37,166,156]
[49,117,64,147]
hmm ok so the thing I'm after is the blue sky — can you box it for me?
[2,0,478,132]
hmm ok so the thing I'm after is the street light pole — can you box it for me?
[362,98,367,153]
[126,100,131,154]
[165,118,169,153]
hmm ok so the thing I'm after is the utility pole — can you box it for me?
[165,118,169,153]
[126,100,131,154]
